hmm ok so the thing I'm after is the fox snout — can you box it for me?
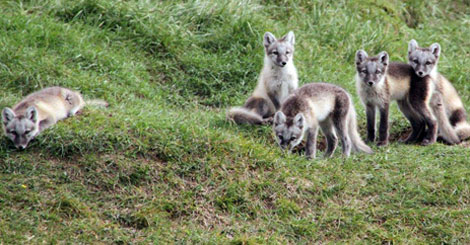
[363,80,374,86]
[13,138,30,150]
[416,70,425,77]
[276,57,288,67]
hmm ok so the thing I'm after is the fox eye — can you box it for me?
[272,51,278,55]
[360,69,367,74]
[25,130,31,134]
[291,136,297,141]
[376,70,381,74]
[278,135,283,140]
[286,50,291,54]
[426,61,432,65]
[413,59,418,63]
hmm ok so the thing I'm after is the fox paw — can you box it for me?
[262,117,273,125]
[376,140,388,147]
[421,139,435,146]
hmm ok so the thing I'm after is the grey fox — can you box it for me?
[227,31,298,125]
[408,39,470,143]
[355,49,458,146]
[2,87,107,149]
[273,83,372,159]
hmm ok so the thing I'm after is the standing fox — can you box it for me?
[2,87,107,149]
[273,83,372,159]
[408,39,470,142]
[355,50,415,146]
[355,48,460,146]
[227,31,298,125]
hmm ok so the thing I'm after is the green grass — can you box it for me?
[1,0,470,243]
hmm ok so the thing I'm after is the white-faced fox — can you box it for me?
[227,31,298,125]
[355,50,415,146]
[273,83,372,159]
[355,48,459,146]
[408,39,470,143]
[2,87,107,149]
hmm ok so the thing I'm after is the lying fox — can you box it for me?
[2,87,107,149]
[227,31,298,125]
[273,83,372,159]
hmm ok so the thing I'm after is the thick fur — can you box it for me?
[273,83,372,159]
[356,50,415,146]
[2,87,106,149]
[355,49,454,146]
[409,39,470,142]
[227,31,298,125]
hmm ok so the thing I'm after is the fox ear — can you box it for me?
[430,43,441,58]
[274,111,286,125]
[25,106,38,123]
[2,108,15,125]
[282,31,295,45]
[294,113,305,128]
[355,50,368,65]
[264,32,276,48]
[378,51,389,66]
[408,39,418,54]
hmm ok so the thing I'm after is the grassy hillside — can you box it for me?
[1,0,469,243]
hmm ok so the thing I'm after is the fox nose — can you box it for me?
[417,71,424,76]
[18,145,26,150]
[368,81,373,86]
[280,61,287,66]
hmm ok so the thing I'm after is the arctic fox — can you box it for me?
[2,87,107,149]
[273,83,372,159]
[227,31,298,125]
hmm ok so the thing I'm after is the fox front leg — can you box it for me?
[305,126,319,160]
[377,103,390,146]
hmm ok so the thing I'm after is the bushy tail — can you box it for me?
[455,122,470,141]
[432,104,460,145]
[226,107,264,125]
[348,105,373,154]
[85,99,109,107]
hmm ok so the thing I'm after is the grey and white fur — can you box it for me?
[408,39,470,143]
[2,87,107,149]
[273,83,372,159]
[355,48,458,146]
[227,31,298,125]
[355,50,416,146]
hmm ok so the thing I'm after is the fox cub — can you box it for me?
[408,39,470,143]
[2,87,107,149]
[273,83,372,159]
[355,47,458,146]
[227,31,298,125]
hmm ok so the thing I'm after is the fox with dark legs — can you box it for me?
[408,39,470,143]
[227,31,298,125]
[355,50,417,146]
[355,48,460,146]
[273,83,372,159]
